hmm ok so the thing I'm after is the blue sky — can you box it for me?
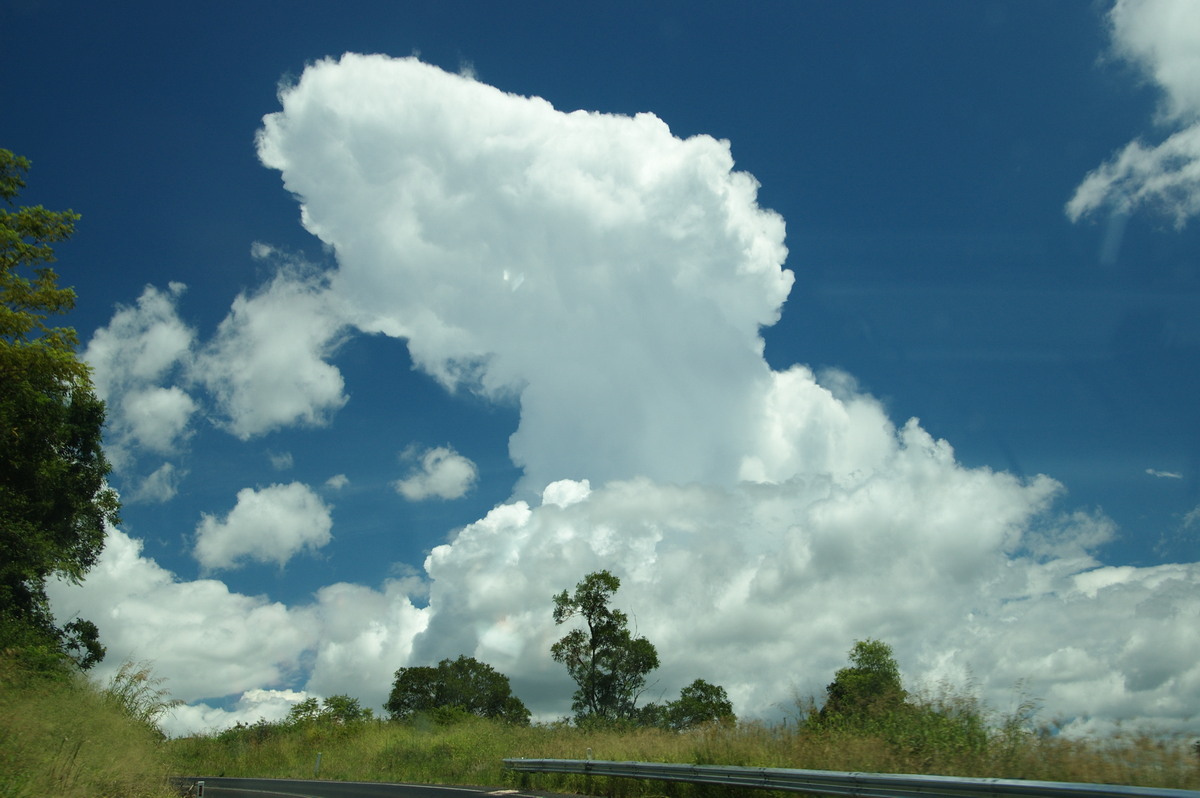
[5,1,1199,735]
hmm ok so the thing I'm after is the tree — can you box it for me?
[288,694,373,725]
[0,149,119,667]
[551,570,659,723]
[320,693,373,724]
[819,639,907,726]
[664,679,735,730]
[386,655,530,724]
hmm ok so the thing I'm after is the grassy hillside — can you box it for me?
[0,654,177,798]
[3,655,1195,797]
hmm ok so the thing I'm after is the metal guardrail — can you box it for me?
[503,757,1200,798]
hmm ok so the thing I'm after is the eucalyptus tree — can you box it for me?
[0,149,118,668]
[551,570,659,723]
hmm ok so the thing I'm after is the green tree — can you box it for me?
[386,655,530,724]
[320,693,373,724]
[0,149,118,668]
[819,638,907,726]
[286,696,322,724]
[551,570,659,723]
[287,694,373,725]
[664,678,735,730]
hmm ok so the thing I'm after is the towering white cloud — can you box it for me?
[194,482,334,570]
[52,49,1200,737]
[257,53,792,494]
[1067,0,1200,226]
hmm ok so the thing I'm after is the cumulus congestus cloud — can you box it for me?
[257,53,793,494]
[51,49,1200,737]
[251,54,1200,733]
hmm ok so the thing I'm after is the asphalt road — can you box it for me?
[178,777,548,798]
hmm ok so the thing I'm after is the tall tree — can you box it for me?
[0,149,118,667]
[386,655,530,724]
[551,570,659,723]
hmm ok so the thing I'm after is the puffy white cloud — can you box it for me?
[47,527,316,703]
[257,53,792,494]
[194,482,334,570]
[1067,0,1200,226]
[163,688,311,738]
[1108,0,1200,123]
[84,283,198,468]
[413,460,1200,734]
[48,526,428,731]
[191,268,350,439]
[325,474,349,491]
[299,578,430,706]
[394,445,478,501]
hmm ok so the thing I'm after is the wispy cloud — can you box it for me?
[1067,0,1200,227]
[1146,467,1184,479]
[269,451,295,471]
[132,462,184,504]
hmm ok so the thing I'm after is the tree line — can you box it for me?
[386,569,735,729]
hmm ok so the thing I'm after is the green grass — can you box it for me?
[0,654,177,798]
[4,656,1195,798]
[166,705,1200,795]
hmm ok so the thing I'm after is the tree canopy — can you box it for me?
[819,638,907,726]
[551,570,660,723]
[663,678,736,730]
[386,655,530,724]
[287,694,374,725]
[0,149,118,668]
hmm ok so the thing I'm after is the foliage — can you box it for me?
[288,693,374,725]
[166,691,1200,792]
[817,639,907,728]
[663,679,736,730]
[551,570,660,723]
[0,149,119,668]
[387,655,530,724]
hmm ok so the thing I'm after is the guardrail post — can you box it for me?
[314,752,323,779]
